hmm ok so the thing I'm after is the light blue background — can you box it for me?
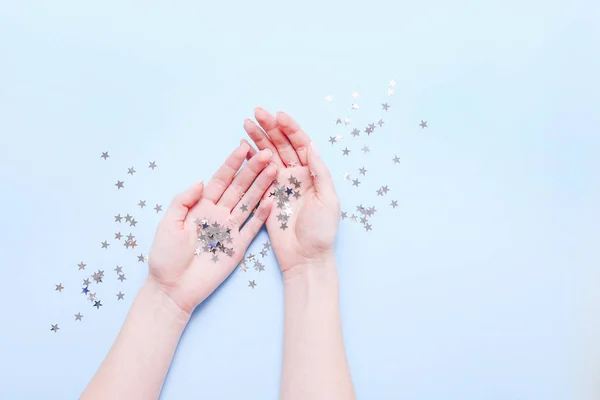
[1,1,599,399]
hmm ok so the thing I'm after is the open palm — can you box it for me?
[243,108,340,272]
[148,143,277,313]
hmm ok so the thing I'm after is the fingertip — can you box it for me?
[258,197,274,217]
[276,111,291,127]
[265,162,278,176]
[254,106,266,118]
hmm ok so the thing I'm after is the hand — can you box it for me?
[148,142,277,314]
[243,108,340,273]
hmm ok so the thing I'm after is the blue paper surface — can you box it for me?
[0,1,599,399]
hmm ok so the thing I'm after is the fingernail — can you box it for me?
[310,141,319,156]
[264,148,273,158]
[254,106,264,112]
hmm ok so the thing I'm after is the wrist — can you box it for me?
[282,252,337,283]
[143,277,192,325]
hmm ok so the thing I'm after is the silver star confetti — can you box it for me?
[195,219,235,261]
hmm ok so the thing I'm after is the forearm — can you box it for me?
[280,256,355,400]
[81,277,190,400]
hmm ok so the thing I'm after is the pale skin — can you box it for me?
[244,108,355,400]
[81,109,355,400]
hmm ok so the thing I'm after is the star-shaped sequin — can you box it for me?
[154,204,162,213]
[55,283,64,292]
[116,292,125,300]
[94,300,102,309]
[361,146,370,154]
[115,181,124,190]
[101,241,110,249]
[420,120,428,129]
[248,280,257,289]
[351,128,360,137]
[114,214,123,223]
[138,200,146,209]
[149,161,157,169]
[77,262,87,270]
[382,103,390,111]
[74,312,83,321]
[359,167,367,175]
[101,152,110,160]
[392,156,401,164]
[390,200,399,208]
[114,232,122,240]
[240,203,249,212]
[127,167,136,175]
[138,254,146,262]
[50,324,59,333]
[342,148,350,156]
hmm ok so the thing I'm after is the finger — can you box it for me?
[239,197,274,247]
[306,141,337,201]
[244,118,284,167]
[164,181,204,226]
[254,107,300,167]
[231,162,278,225]
[276,111,312,165]
[203,143,250,203]
[218,148,273,208]
[240,139,258,160]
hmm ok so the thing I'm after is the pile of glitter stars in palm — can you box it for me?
[194,219,235,263]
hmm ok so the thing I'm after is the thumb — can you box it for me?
[164,181,205,226]
[306,142,336,201]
